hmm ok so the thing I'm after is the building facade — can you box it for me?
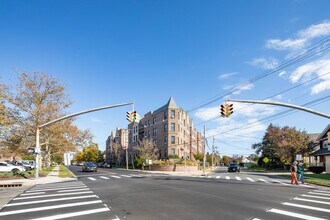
[128,97,203,161]
[105,127,128,165]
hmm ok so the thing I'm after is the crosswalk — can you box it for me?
[82,173,147,181]
[0,181,113,219]
[259,189,330,220]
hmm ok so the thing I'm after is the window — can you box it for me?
[171,148,175,155]
[153,128,158,136]
[164,111,168,120]
[171,136,175,144]
[164,136,168,144]
[171,123,175,132]
[171,110,175,118]
[148,120,151,126]
[148,130,151,138]
[164,124,168,132]
[153,139,158,145]
[159,151,162,158]
[184,130,186,136]
[153,116,157,124]
[164,149,167,158]
[184,119,186,126]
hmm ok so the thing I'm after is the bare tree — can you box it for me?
[136,139,159,170]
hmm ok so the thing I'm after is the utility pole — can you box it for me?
[203,125,206,175]
[189,126,192,160]
[211,136,214,171]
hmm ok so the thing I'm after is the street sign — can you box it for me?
[263,157,270,163]
[145,159,153,165]
[296,154,302,161]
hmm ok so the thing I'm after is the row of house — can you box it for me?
[310,124,330,173]
[105,97,204,164]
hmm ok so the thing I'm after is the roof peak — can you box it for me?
[167,97,178,109]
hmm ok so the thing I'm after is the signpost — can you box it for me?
[296,154,302,161]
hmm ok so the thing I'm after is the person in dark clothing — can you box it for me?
[290,161,299,185]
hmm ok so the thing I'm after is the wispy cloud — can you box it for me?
[266,20,330,51]
[278,71,287,77]
[90,117,104,123]
[247,57,279,70]
[218,72,238,80]
[222,82,254,94]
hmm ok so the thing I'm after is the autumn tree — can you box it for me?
[135,139,159,170]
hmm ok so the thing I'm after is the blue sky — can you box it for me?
[1,0,329,155]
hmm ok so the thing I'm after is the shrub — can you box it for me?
[308,166,325,174]
[168,154,179,159]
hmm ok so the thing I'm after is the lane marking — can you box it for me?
[21,192,45,196]
[0,200,102,216]
[29,207,110,220]
[235,176,242,181]
[294,197,330,205]
[27,186,87,192]
[130,174,143,177]
[99,176,110,180]
[110,175,121,179]
[258,179,270,184]
[272,180,289,186]
[300,184,314,188]
[97,170,116,174]
[32,183,85,190]
[314,190,330,194]
[283,202,330,213]
[5,195,98,207]
[13,191,93,200]
[267,208,326,220]
[302,194,330,200]
[88,177,96,181]
[207,176,212,178]
[246,177,255,182]
[120,175,132,178]
[225,176,230,180]
[57,188,90,193]
[216,176,220,179]
[308,192,330,196]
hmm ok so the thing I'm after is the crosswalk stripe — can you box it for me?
[110,175,121,179]
[32,183,85,190]
[13,191,93,200]
[283,202,330,213]
[314,190,330,194]
[99,176,109,180]
[130,174,143,177]
[29,207,110,220]
[88,177,96,181]
[4,195,99,207]
[302,194,330,200]
[236,177,242,181]
[272,180,289,185]
[207,176,212,178]
[21,192,45,196]
[57,188,90,193]
[294,197,330,205]
[27,186,88,193]
[267,208,326,220]
[308,192,330,196]
[258,179,270,184]
[246,177,255,182]
[300,184,314,188]
[216,176,220,179]
[121,175,132,178]
[225,176,230,180]
[0,200,102,216]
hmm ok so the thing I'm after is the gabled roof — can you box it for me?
[153,97,179,115]
[311,147,330,156]
[316,124,330,141]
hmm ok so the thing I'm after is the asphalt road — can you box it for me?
[1,166,329,220]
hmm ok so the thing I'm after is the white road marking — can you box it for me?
[272,180,289,185]
[4,195,98,207]
[88,177,96,181]
[110,175,121,179]
[308,192,330,196]
[0,200,102,216]
[21,192,45,196]
[29,207,110,220]
[246,177,255,182]
[283,202,330,212]
[258,179,270,184]
[120,175,132,178]
[13,191,93,200]
[225,176,230,180]
[99,176,110,180]
[314,190,330,194]
[267,208,326,220]
[235,176,242,181]
[32,183,85,190]
[216,176,220,179]
[207,176,212,178]
[294,197,330,205]
[302,194,330,200]
[130,174,143,177]
[57,188,90,193]
[300,184,314,188]
[27,186,88,192]
[251,218,262,220]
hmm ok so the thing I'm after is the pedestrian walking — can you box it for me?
[290,161,299,185]
[297,162,305,184]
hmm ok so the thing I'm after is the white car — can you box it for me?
[0,162,26,173]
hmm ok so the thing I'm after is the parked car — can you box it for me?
[12,161,32,171]
[82,162,98,172]
[228,163,240,172]
[22,160,35,169]
[103,163,112,168]
[97,162,104,168]
[0,162,26,173]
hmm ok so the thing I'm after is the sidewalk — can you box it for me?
[0,166,77,210]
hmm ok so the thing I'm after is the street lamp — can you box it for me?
[34,102,134,179]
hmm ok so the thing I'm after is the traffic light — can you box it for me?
[220,105,226,117]
[126,111,132,122]
[133,111,137,121]
[228,104,233,116]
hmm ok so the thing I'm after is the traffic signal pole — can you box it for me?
[226,99,330,119]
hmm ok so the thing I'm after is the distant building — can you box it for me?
[105,127,128,165]
[127,97,203,161]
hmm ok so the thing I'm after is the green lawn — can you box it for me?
[0,166,55,179]
[304,173,330,180]
[59,165,75,178]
